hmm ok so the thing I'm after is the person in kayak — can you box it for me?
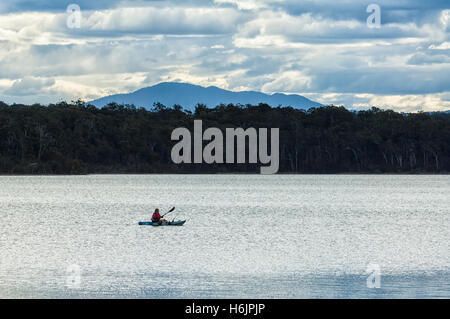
[151,208,167,224]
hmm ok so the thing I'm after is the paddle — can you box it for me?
[161,207,175,218]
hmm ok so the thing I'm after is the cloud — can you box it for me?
[4,76,55,96]
[214,0,269,11]
[0,0,126,13]
[261,71,312,92]
[302,92,450,112]
[0,0,449,111]
[234,10,446,47]
[275,0,450,25]
[355,93,450,112]
[407,52,450,65]
[429,41,450,50]
[0,6,247,44]
[81,6,246,35]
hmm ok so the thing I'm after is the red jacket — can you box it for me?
[152,212,161,221]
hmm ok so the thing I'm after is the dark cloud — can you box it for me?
[277,0,449,24]
[308,66,450,95]
[0,0,220,13]
[4,76,55,96]
[0,0,118,13]
[408,51,450,65]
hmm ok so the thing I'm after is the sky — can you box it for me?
[0,0,449,111]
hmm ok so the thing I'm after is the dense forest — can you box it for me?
[0,100,449,174]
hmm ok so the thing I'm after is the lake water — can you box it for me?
[0,175,449,299]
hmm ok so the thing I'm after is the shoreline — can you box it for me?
[0,172,449,176]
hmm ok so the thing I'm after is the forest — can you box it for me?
[0,100,449,174]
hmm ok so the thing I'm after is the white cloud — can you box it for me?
[300,92,450,112]
[84,6,244,35]
[440,9,449,29]
[429,41,450,50]
[261,71,312,93]
[351,93,450,112]
[214,0,270,11]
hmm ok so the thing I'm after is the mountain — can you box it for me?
[89,82,322,110]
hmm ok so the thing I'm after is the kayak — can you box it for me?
[139,220,186,226]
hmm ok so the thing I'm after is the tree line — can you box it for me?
[0,100,449,174]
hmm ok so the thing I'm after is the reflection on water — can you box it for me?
[0,175,449,298]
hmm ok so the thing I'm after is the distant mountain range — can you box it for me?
[90,82,322,110]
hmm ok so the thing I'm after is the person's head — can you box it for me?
[155,208,159,214]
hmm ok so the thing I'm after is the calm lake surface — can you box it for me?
[1,175,449,298]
